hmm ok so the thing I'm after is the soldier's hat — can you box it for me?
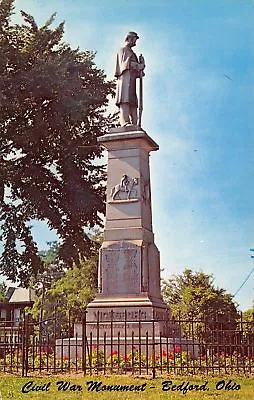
[125,31,139,41]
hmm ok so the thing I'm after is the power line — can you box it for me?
[233,267,254,297]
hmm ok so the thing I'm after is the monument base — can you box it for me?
[56,336,199,359]
[81,294,178,338]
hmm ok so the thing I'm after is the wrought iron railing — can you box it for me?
[0,310,253,377]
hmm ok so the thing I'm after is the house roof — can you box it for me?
[8,288,35,303]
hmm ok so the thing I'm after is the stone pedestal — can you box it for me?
[56,127,199,361]
[85,127,172,337]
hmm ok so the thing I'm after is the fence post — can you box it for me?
[25,314,30,376]
[152,314,156,379]
[82,312,87,376]
[21,314,29,377]
[21,314,26,377]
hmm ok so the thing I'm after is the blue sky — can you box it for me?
[6,0,253,310]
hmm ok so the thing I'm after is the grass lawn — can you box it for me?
[0,374,253,400]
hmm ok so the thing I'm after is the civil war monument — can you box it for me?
[62,32,182,354]
[84,32,173,338]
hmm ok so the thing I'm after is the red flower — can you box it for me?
[111,350,118,356]
[174,346,181,353]
[162,350,167,357]
[63,355,69,361]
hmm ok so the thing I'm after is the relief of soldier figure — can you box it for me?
[110,174,139,200]
[115,32,145,127]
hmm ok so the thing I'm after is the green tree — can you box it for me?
[242,308,254,321]
[29,253,98,337]
[0,0,116,286]
[240,308,254,350]
[39,241,60,265]
[28,232,102,334]
[0,281,7,301]
[162,268,239,341]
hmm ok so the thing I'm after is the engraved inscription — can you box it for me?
[92,310,147,321]
[102,242,141,295]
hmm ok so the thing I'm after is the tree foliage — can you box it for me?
[39,241,60,265]
[240,308,254,343]
[29,238,100,334]
[162,268,239,341]
[42,256,97,316]
[0,0,116,285]
[0,282,7,302]
[242,308,254,322]
[28,259,97,338]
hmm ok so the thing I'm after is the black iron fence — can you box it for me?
[0,311,253,377]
